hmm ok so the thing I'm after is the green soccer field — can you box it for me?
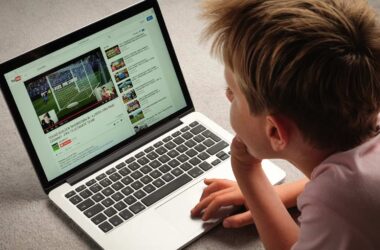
[32,71,102,120]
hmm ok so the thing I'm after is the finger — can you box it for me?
[202,192,244,221]
[200,180,236,200]
[192,188,234,217]
[223,211,254,228]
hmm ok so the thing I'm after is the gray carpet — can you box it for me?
[1,0,378,249]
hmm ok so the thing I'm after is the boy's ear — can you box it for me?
[265,115,290,152]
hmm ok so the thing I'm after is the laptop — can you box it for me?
[0,0,286,249]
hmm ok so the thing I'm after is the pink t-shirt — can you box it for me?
[292,133,380,250]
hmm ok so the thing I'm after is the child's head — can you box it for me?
[202,0,380,152]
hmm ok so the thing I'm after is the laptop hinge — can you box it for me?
[67,118,183,186]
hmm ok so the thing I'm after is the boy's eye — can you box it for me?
[225,86,233,101]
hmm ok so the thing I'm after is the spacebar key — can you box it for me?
[142,174,192,206]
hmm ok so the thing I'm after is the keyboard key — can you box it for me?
[195,144,206,152]
[143,184,156,193]
[212,159,222,166]
[96,173,106,181]
[119,209,133,220]
[65,191,75,198]
[202,130,221,142]
[129,202,145,214]
[121,186,134,196]
[104,207,117,217]
[168,159,180,168]
[152,178,165,188]
[144,146,154,153]
[137,157,149,165]
[189,121,199,127]
[111,192,124,202]
[188,167,204,178]
[128,162,140,171]
[85,179,96,187]
[140,175,153,184]
[203,138,216,147]
[163,136,172,142]
[91,213,107,225]
[89,183,102,193]
[99,178,112,187]
[180,126,190,132]
[119,167,131,176]
[125,157,135,164]
[162,173,175,182]
[159,164,171,173]
[155,146,167,155]
[109,215,123,227]
[115,162,126,169]
[109,173,122,182]
[150,170,162,179]
[180,162,192,171]
[114,201,127,211]
[147,152,159,161]
[185,149,197,157]
[194,135,206,143]
[142,174,192,206]
[198,152,210,160]
[102,198,115,207]
[172,131,181,137]
[77,198,95,211]
[189,157,201,166]
[106,168,116,175]
[124,195,137,205]
[135,152,145,158]
[133,190,147,199]
[190,125,206,135]
[171,168,184,177]
[164,141,176,150]
[140,166,153,174]
[199,162,212,171]
[111,181,124,191]
[131,171,143,180]
[167,150,179,158]
[84,203,104,218]
[177,154,189,163]
[102,187,115,197]
[153,141,163,148]
[99,221,113,233]
[207,141,229,155]
[75,185,86,192]
[92,193,105,202]
[149,160,161,169]
[176,145,188,153]
[182,132,193,140]
[158,155,170,163]
[121,176,133,186]
[185,139,196,148]
[173,137,185,145]
[131,180,143,190]
[79,189,92,199]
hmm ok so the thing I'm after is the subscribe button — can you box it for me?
[60,139,72,148]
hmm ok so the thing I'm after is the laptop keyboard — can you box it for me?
[64,121,230,233]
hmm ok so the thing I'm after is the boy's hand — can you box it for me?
[191,178,254,228]
[230,136,262,173]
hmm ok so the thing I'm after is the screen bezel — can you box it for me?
[0,0,194,193]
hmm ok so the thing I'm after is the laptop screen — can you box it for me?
[2,6,188,182]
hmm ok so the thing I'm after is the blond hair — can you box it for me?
[202,0,380,151]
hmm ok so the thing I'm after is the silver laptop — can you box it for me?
[0,0,285,249]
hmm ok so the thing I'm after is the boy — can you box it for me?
[191,0,380,249]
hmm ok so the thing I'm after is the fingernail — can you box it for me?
[223,220,231,228]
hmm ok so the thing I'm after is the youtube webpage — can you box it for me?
[4,9,187,181]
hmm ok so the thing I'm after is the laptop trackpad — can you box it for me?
[155,180,234,237]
